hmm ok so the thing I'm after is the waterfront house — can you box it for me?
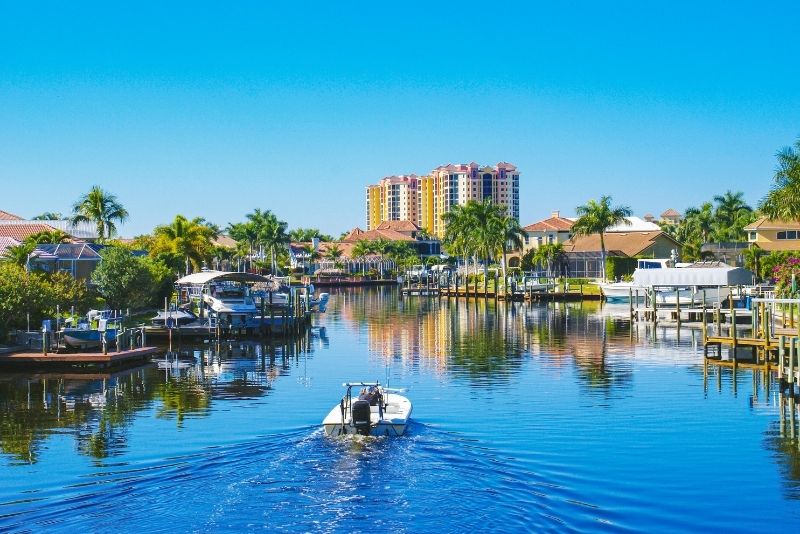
[521,211,574,253]
[563,223,682,278]
[743,217,800,251]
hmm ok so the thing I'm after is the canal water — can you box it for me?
[1,287,799,532]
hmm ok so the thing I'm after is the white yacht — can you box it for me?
[323,382,412,437]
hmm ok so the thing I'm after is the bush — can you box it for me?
[605,257,637,281]
[92,248,175,310]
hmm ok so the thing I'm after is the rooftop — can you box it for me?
[0,222,59,242]
[0,210,23,220]
[743,217,800,231]
[565,230,680,257]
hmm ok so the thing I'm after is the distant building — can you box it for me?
[643,213,655,223]
[364,162,520,237]
[0,210,24,221]
[744,217,800,251]
[660,208,681,224]
[343,220,440,257]
[521,210,574,253]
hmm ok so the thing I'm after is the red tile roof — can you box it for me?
[660,208,680,218]
[565,231,680,257]
[0,210,23,220]
[342,227,415,242]
[523,216,574,232]
[375,220,421,232]
[0,222,59,242]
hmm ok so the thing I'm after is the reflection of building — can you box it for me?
[365,162,520,237]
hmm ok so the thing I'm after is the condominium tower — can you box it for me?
[365,162,519,237]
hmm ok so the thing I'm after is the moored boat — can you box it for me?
[323,382,412,437]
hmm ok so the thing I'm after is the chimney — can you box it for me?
[551,210,560,218]
[312,237,320,252]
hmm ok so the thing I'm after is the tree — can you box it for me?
[492,215,525,288]
[572,196,631,280]
[289,228,334,242]
[71,186,129,240]
[325,244,343,261]
[760,138,800,220]
[151,215,218,275]
[1,242,36,269]
[91,247,171,310]
[25,229,71,244]
[743,246,766,280]
[532,243,566,278]
[31,212,63,220]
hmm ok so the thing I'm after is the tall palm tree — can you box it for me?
[325,244,343,261]
[71,186,129,240]
[713,190,753,241]
[572,196,632,280]
[760,138,800,220]
[152,215,218,275]
[491,215,525,288]
[351,240,373,275]
[228,221,258,272]
[442,204,475,276]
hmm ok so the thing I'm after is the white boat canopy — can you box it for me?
[175,270,270,286]
[633,266,754,287]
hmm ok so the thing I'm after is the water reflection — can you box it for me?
[0,333,322,464]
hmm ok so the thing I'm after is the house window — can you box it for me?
[777,231,798,240]
[748,231,757,241]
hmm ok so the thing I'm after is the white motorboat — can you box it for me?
[599,282,646,302]
[151,308,197,327]
[323,382,412,437]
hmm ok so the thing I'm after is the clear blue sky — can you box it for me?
[2,1,799,236]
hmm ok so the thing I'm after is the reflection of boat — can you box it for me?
[323,382,412,437]
[310,293,330,312]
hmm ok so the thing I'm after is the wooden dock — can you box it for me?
[0,346,160,368]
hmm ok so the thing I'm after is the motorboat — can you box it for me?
[323,382,412,437]
[151,308,197,327]
[599,282,646,302]
[60,323,118,349]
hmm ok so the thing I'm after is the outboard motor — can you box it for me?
[351,399,372,435]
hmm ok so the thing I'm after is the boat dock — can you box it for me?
[0,346,159,368]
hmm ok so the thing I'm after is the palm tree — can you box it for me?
[71,186,129,240]
[351,240,373,275]
[152,215,218,275]
[325,244,343,261]
[743,245,766,281]
[1,242,36,269]
[532,243,566,278]
[760,138,800,220]
[442,204,475,277]
[713,191,753,241]
[25,229,71,244]
[228,221,258,272]
[572,196,632,280]
[491,215,525,289]
[31,212,63,221]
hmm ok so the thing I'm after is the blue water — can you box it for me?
[1,288,799,532]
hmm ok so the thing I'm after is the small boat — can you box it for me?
[599,282,646,302]
[151,308,197,327]
[323,382,412,437]
[61,325,118,349]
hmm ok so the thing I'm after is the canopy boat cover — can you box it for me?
[633,265,754,288]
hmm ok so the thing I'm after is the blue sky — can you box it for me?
[1,1,799,236]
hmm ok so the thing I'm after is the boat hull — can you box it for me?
[322,393,412,437]
[61,329,118,348]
